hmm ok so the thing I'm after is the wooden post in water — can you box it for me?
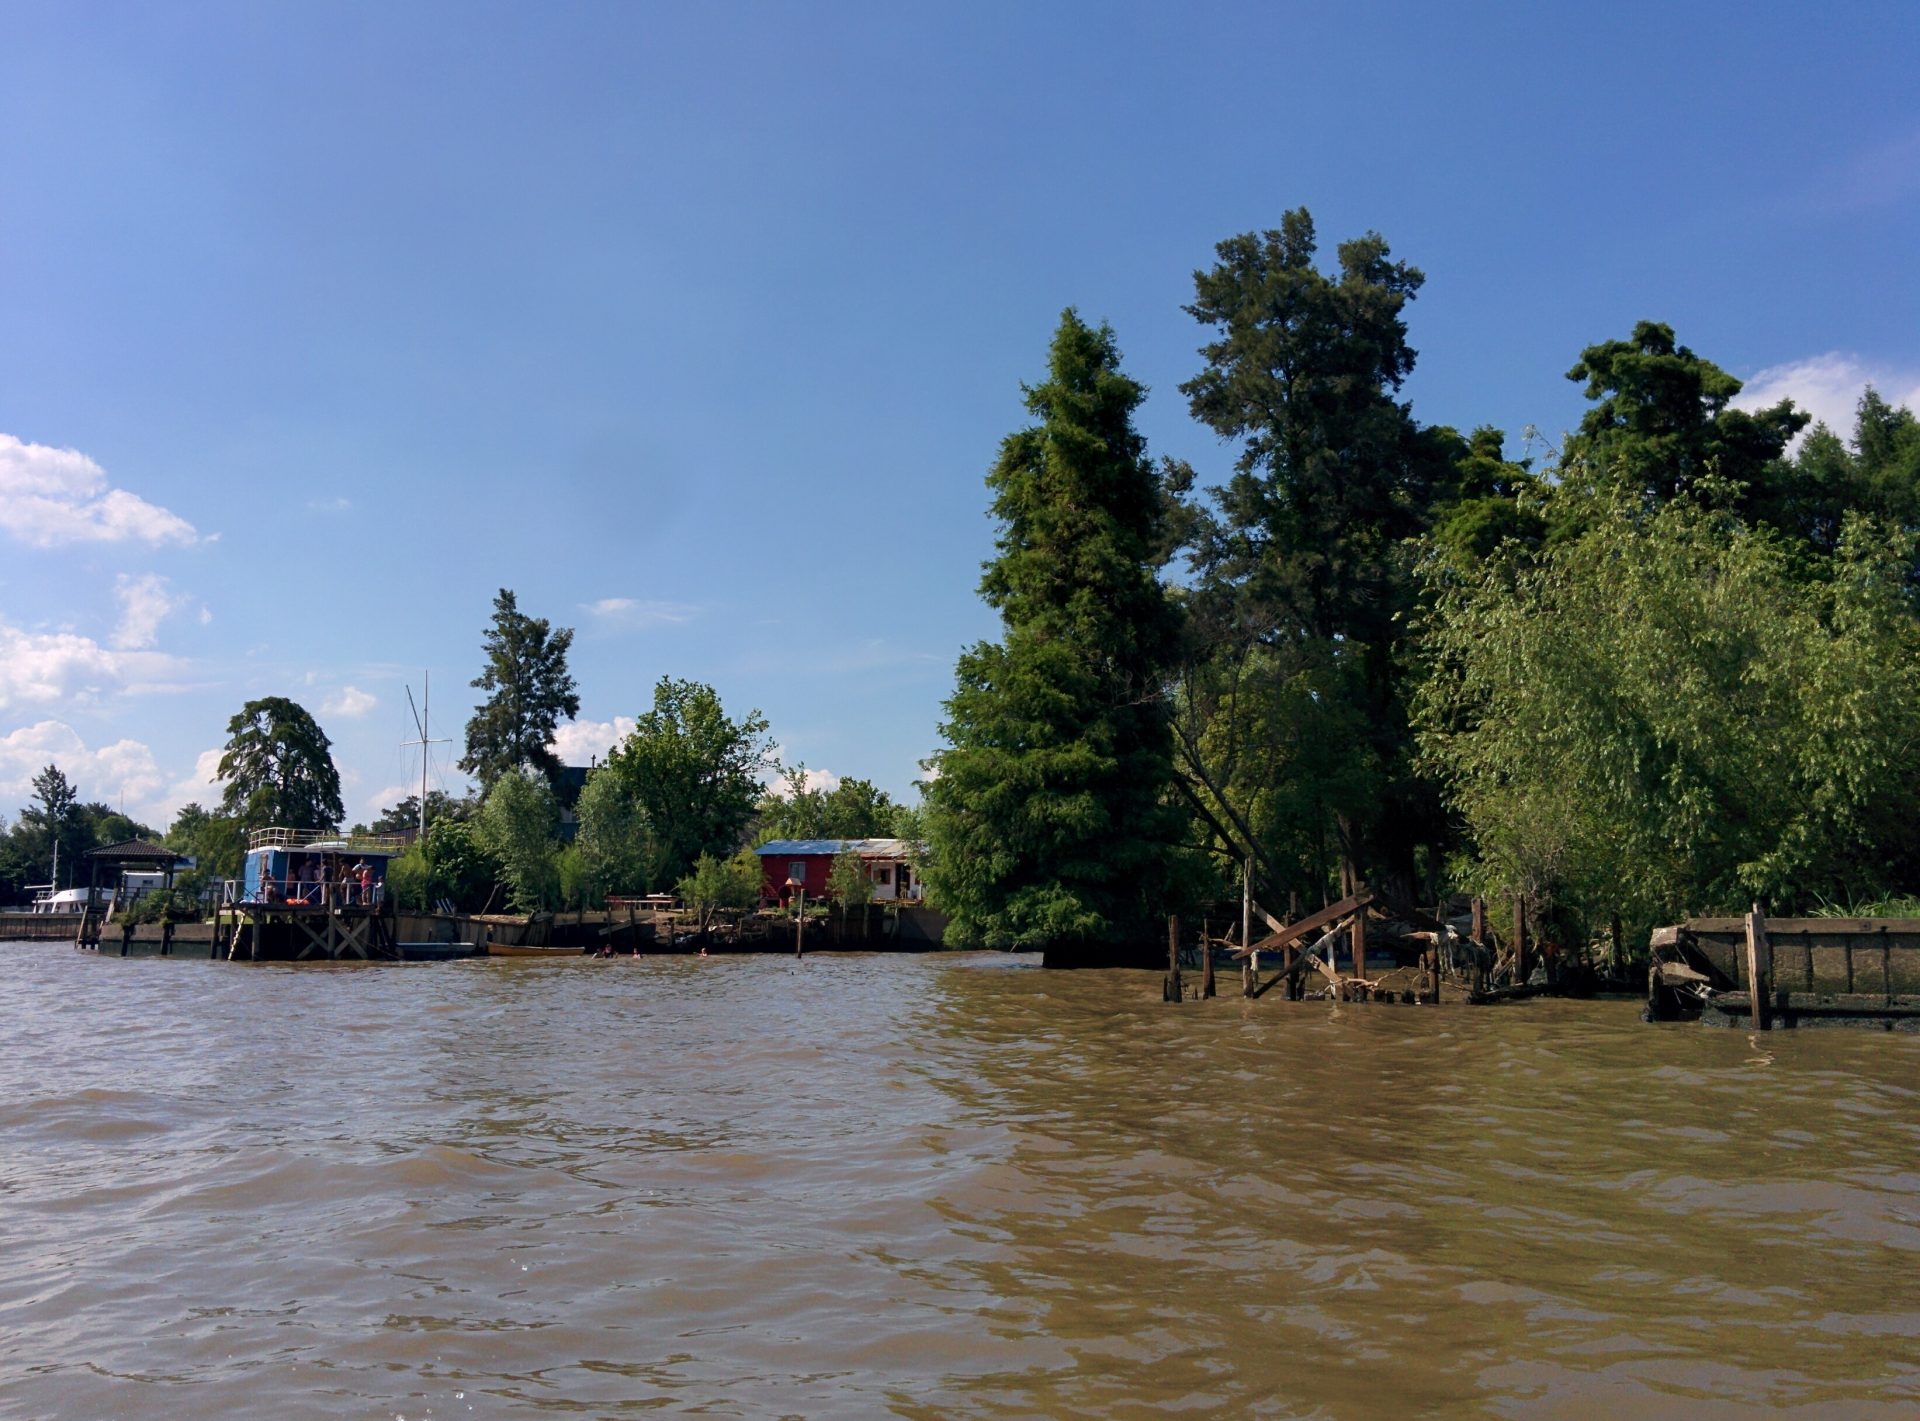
[1745,902,1770,1032]
[1238,859,1252,995]
[1512,895,1528,985]
[1201,916,1215,999]
[1351,903,1367,986]
[1163,914,1182,1002]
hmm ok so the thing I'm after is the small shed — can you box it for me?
[754,839,924,905]
[84,840,191,905]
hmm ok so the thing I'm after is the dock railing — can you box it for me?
[246,827,409,854]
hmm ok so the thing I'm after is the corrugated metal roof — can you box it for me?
[755,838,919,857]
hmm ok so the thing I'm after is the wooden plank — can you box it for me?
[1746,903,1770,1032]
[1352,906,1367,982]
[1231,892,1372,960]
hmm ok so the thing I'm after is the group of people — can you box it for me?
[254,857,379,907]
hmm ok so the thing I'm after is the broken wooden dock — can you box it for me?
[1647,907,1920,1030]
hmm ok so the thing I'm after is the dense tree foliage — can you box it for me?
[475,768,561,912]
[602,677,772,888]
[571,768,655,900]
[217,697,344,831]
[164,802,245,884]
[676,849,763,934]
[925,310,1189,960]
[421,817,501,912]
[1176,210,1448,906]
[1418,481,1920,941]
[461,588,581,792]
[756,769,902,841]
[1562,321,1806,512]
[357,790,469,837]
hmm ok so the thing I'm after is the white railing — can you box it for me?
[222,875,384,909]
[247,827,408,854]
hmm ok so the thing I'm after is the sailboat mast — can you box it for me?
[419,671,430,843]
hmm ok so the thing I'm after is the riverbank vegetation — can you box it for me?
[924,209,1920,959]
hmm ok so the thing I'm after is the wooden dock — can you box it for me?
[1648,908,1920,1030]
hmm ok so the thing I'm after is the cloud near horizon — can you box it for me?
[0,434,200,547]
[0,721,169,824]
[1735,352,1920,447]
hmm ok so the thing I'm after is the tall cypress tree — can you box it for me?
[927,311,1186,963]
[460,589,581,793]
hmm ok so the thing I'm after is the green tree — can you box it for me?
[474,767,561,912]
[364,790,468,837]
[603,677,772,887]
[573,767,655,900]
[1416,482,1920,945]
[925,310,1188,961]
[757,768,898,842]
[1562,320,1805,511]
[1776,387,1920,576]
[165,802,245,883]
[21,765,82,885]
[1178,209,1441,904]
[827,846,874,941]
[675,848,763,935]
[422,817,500,912]
[460,588,581,792]
[385,843,431,911]
[82,806,158,848]
[217,697,345,830]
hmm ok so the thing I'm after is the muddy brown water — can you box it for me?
[1,944,1915,1419]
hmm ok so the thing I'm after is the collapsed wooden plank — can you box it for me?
[1230,892,1372,960]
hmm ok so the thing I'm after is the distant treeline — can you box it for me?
[917,208,1920,961]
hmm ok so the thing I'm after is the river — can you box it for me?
[1,944,1914,1418]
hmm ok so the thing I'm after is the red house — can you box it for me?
[754,839,923,905]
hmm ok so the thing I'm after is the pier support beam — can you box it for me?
[1512,896,1528,985]
[1163,915,1182,1002]
[1746,902,1771,1032]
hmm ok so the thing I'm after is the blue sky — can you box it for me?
[3,1,1917,829]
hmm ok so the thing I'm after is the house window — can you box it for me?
[788,861,806,883]
[873,865,892,885]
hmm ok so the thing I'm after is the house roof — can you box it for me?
[86,839,190,865]
[755,838,919,858]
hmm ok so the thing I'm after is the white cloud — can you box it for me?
[1736,353,1920,448]
[111,573,193,650]
[321,685,378,719]
[0,619,185,709]
[763,747,840,796]
[307,496,353,513]
[363,782,417,818]
[144,748,228,826]
[0,434,200,547]
[549,715,635,766]
[583,597,696,628]
[0,721,169,824]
